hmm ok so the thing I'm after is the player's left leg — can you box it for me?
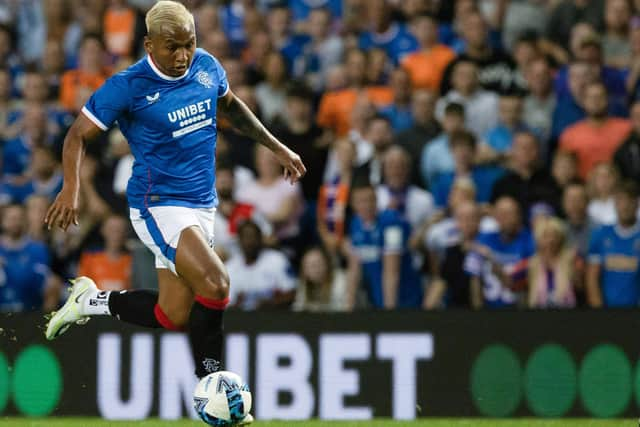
[174,225,230,378]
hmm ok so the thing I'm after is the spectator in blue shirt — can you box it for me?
[267,5,310,74]
[2,103,54,178]
[379,68,414,132]
[478,92,528,164]
[289,0,342,23]
[586,181,640,308]
[345,182,423,310]
[0,204,56,312]
[358,0,418,64]
[0,145,63,205]
[421,102,465,188]
[465,195,535,308]
[431,129,504,208]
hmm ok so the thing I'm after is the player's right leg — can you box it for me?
[45,207,195,339]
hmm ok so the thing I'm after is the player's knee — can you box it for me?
[202,268,229,300]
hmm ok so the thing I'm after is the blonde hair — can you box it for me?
[533,216,567,248]
[146,1,195,36]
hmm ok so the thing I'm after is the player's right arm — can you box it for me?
[44,114,104,231]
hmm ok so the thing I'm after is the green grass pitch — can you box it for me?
[0,419,637,427]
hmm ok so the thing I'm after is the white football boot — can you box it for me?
[44,277,96,340]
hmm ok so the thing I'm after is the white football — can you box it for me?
[193,371,252,425]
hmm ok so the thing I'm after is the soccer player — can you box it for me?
[43,2,306,424]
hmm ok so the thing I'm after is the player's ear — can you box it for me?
[143,36,153,55]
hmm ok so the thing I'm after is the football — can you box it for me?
[193,371,252,426]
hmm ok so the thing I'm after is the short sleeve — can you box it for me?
[212,56,229,98]
[587,227,605,265]
[82,74,131,131]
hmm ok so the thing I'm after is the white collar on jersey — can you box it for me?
[146,55,190,81]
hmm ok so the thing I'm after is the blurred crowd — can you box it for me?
[2,0,640,313]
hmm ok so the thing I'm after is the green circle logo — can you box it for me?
[471,344,522,417]
[579,344,631,417]
[0,351,9,413]
[524,344,577,417]
[12,345,62,416]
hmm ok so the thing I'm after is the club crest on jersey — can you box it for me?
[196,71,213,88]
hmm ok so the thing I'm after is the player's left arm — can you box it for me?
[217,90,306,183]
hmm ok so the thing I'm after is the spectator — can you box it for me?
[41,39,66,100]
[601,0,632,69]
[587,181,640,307]
[214,160,272,261]
[297,8,343,91]
[0,204,55,312]
[440,10,524,94]
[353,114,394,187]
[436,60,499,138]
[432,130,504,209]
[226,220,296,310]
[478,92,528,163]
[613,101,640,183]
[423,200,480,309]
[491,131,561,217]
[366,48,390,86]
[289,0,342,24]
[317,48,393,137]
[559,81,631,180]
[551,151,580,191]
[293,246,346,312]
[77,214,132,291]
[554,30,627,112]
[402,12,455,92]
[0,145,63,205]
[273,82,328,202]
[255,51,289,124]
[266,4,310,71]
[394,89,440,187]
[2,103,53,179]
[59,33,110,113]
[379,68,414,132]
[563,181,594,257]
[345,183,423,309]
[421,102,465,188]
[358,0,418,64]
[103,0,137,59]
[201,30,231,62]
[236,144,303,243]
[587,162,620,226]
[551,61,599,140]
[465,195,535,309]
[528,216,577,309]
[317,139,354,254]
[545,0,604,49]
[523,57,556,161]
[377,146,435,229]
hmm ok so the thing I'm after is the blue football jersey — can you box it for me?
[82,48,229,210]
[0,239,50,312]
[588,224,640,307]
[464,229,534,308]
[349,210,423,308]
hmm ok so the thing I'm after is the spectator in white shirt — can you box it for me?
[226,220,296,311]
[377,145,435,229]
[436,59,499,138]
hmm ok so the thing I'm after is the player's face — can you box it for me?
[145,24,196,77]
